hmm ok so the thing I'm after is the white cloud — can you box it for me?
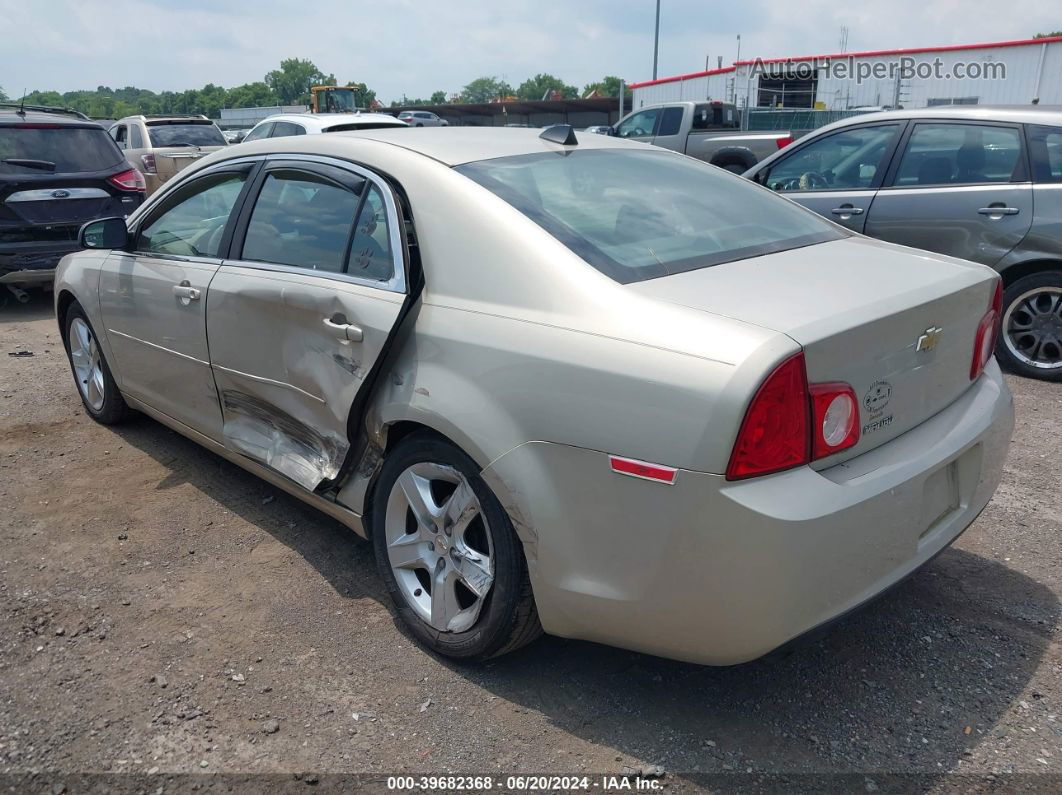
[0,0,1058,101]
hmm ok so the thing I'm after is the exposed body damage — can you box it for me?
[220,390,348,491]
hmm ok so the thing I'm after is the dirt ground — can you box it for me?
[1,291,1059,792]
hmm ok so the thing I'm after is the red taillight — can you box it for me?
[140,153,157,174]
[727,354,862,480]
[775,135,794,150]
[726,353,810,480]
[809,383,860,459]
[970,278,1003,380]
[108,167,146,192]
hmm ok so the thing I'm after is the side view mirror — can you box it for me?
[608,126,617,136]
[79,217,130,250]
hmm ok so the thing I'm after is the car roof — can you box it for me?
[817,104,1062,131]
[0,109,101,127]
[315,126,654,165]
[257,113,407,131]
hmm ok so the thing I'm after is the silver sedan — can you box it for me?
[55,127,1013,665]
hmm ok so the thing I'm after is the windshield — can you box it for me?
[147,122,226,147]
[0,125,124,174]
[456,149,845,283]
[318,89,356,113]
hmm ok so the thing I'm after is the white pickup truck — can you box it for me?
[599,101,793,172]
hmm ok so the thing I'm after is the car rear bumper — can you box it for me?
[482,360,1013,665]
[0,242,79,282]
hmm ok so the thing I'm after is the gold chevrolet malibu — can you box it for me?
[54,126,1013,665]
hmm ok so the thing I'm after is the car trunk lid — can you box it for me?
[627,236,998,465]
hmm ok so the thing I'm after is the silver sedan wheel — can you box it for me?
[69,317,106,411]
[383,462,495,633]
[1003,286,1062,370]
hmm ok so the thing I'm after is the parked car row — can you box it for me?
[56,125,1013,665]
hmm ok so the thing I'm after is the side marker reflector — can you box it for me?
[609,455,677,485]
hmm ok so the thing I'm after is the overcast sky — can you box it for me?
[1,0,1059,101]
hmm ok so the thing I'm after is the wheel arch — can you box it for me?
[998,258,1062,289]
[709,146,757,170]
[55,289,78,345]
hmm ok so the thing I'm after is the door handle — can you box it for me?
[977,206,1020,216]
[323,316,364,342]
[173,282,200,302]
[830,205,865,216]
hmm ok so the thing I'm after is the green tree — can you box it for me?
[516,73,578,101]
[225,81,278,109]
[0,86,8,102]
[582,76,633,99]
[430,90,447,104]
[460,76,513,104]
[1034,31,1062,38]
[265,58,334,104]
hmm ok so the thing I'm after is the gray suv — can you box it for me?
[746,106,1062,380]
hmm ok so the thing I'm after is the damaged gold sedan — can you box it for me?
[55,127,1012,664]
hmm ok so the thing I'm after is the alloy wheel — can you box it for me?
[69,317,106,411]
[1003,286,1062,370]
[383,462,495,633]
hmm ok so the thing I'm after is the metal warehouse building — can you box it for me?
[630,35,1062,111]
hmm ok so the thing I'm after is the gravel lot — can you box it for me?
[1,292,1059,791]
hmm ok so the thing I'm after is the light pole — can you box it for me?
[652,0,661,80]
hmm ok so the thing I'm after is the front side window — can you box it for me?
[457,149,843,284]
[146,122,226,148]
[1023,124,1062,184]
[138,173,247,257]
[242,170,362,273]
[766,124,900,192]
[893,123,1023,186]
[112,125,128,148]
[615,109,659,139]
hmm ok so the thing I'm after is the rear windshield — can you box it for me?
[324,122,406,132]
[456,149,844,283]
[0,125,124,174]
[147,122,226,147]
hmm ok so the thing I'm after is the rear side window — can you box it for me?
[242,170,362,273]
[243,122,273,142]
[893,123,1023,186]
[270,121,306,138]
[657,107,683,136]
[130,124,145,148]
[457,149,843,284]
[0,126,124,174]
[1027,124,1062,183]
[146,122,226,147]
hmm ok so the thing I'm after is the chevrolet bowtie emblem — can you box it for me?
[916,326,943,352]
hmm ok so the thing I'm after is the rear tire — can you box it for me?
[997,270,1062,381]
[371,432,541,660]
[63,303,131,424]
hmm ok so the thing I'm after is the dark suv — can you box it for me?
[1,104,145,300]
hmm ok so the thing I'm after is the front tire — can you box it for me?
[371,433,541,660]
[63,303,130,424]
[997,270,1062,381]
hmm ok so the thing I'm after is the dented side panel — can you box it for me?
[206,265,403,491]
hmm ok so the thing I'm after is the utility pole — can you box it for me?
[652,0,661,80]
[736,33,741,64]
